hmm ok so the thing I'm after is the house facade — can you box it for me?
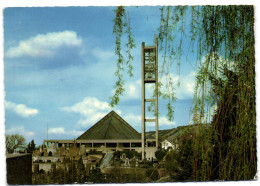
[161,139,176,150]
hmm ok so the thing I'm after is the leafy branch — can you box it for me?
[110,6,135,107]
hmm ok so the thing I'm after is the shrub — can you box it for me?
[155,150,167,161]
[145,168,159,181]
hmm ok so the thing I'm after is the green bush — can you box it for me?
[87,168,105,183]
[114,151,120,159]
[155,150,167,161]
[146,168,159,181]
[88,149,103,155]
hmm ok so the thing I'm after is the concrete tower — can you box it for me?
[141,35,159,160]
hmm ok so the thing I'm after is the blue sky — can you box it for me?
[4,6,199,146]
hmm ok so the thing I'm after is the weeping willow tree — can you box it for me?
[185,6,255,181]
[111,5,256,181]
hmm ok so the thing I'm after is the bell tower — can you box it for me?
[141,35,159,160]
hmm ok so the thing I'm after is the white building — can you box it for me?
[161,140,176,150]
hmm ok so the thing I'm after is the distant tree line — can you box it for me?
[5,134,37,154]
[5,134,26,153]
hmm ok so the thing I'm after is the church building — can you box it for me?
[43,111,157,160]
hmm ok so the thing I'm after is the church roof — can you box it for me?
[77,111,141,140]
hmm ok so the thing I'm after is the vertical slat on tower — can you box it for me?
[141,35,159,160]
[155,35,159,148]
[141,42,146,160]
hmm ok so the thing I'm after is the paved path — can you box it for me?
[100,152,113,169]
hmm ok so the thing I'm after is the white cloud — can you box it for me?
[128,84,138,98]
[123,113,176,128]
[160,71,196,100]
[92,48,114,61]
[117,71,195,102]
[5,101,39,117]
[68,130,84,136]
[48,127,65,134]
[77,112,108,127]
[123,113,142,127]
[145,116,176,127]
[159,117,176,126]
[125,79,141,99]
[62,97,111,115]
[48,127,84,137]
[62,97,120,128]
[111,79,143,101]
[6,31,82,58]
[6,126,35,137]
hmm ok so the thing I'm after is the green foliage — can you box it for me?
[110,6,135,107]
[69,160,77,183]
[88,168,105,183]
[50,164,57,183]
[26,139,36,153]
[32,158,87,184]
[106,165,123,183]
[88,149,103,155]
[133,150,142,159]
[165,140,194,181]
[158,6,188,120]
[139,159,153,168]
[113,150,141,160]
[155,150,167,161]
[146,168,159,181]
[77,157,87,183]
[5,134,26,153]
[114,151,121,159]
[107,165,148,183]
[55,168,66,184]
[121,150,139,159]
[189,6,256,181]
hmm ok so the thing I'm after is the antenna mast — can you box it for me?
[47,122,48,140]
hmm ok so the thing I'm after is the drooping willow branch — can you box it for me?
[110,6,135,107]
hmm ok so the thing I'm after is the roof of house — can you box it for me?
[77,111,141,140]
[161,139,173,144]
[165,124,211,143]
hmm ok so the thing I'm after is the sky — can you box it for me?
[3,6,199,146]
[1,4,255,147]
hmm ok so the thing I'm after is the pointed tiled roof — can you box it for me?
[77,111,141,140]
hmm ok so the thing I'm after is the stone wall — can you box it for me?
[33,155,64,163]
[39,163,53,172]
[6,153,32,185]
